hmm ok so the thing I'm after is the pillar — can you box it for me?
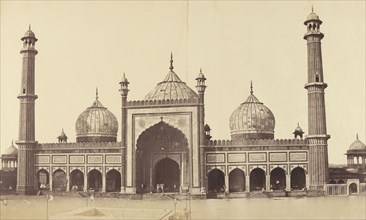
[306,174,310,189]
[225,175,229,193]
[266,174,270,191]
[49,172,53,191]
[245,174,250,192]
[84,171,88,192]
[286,175,291,191]
[66,172,70,192]
[102,172,106,193]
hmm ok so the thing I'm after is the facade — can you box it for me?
[2,11,332,196]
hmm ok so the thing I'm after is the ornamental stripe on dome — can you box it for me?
[144,54,198,101]
[75,91,118,143]
[229,84,275,140]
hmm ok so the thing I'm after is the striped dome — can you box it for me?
[144,70,198,101]
[144,55,198,101]
[229,92,275,140]
[75,95,118,143]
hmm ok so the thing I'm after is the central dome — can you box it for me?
[229,84,275,140]
[144,55,198,101]
[75,91,118,143]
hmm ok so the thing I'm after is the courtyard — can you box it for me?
[0,194,365,219]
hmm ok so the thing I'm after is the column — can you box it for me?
[245,175,250,192]
[286,175,291,191]
[180,155,184,192]
[120,171,124,193]
[225,175,229,193]
[102,172,106,193]
[266,174,270,191]
[66,171,70,192]
[305,174,310,189]
[49,172,53,191]
[84,172,87,192]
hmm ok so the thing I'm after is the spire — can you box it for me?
[96,87,99,100]
[250,81,253,95]
[169,52,174,71]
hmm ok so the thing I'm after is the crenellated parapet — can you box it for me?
[127,98,199,108]
[207,138,306,147]
[37,141,121,150]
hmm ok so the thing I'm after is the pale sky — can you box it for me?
[1,1,365,164]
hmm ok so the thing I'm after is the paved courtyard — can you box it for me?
[0,195,365,219]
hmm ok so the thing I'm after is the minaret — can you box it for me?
[16,26,38,194]
[119,72,129,193]
[196,68,207,193]
[303,9,330,189]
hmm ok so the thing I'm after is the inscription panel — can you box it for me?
[206,153,225,163]
[106,155,122,164]
[269,152,287,162]
[248,153,267,162]
[290,152,307,161]
[70,155,85,164]
[87,155,103,164]
[228,153,246,163]
[52,155,67,164]
[36,155,50,164]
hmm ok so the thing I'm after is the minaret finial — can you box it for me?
[96,87,99,100]
[297,122,300,127]
[170,52,174,71]
[250,81,253,95]
[356,133,359,139]
[11,139,13,145]
[29,24,31,30]
[311,5,314,13]
[200,68,202,74]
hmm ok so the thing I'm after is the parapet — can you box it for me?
[127,98,199,108]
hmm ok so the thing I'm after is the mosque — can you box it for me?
[1,10,364,197]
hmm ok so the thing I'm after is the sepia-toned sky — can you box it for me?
[1,1,365,164]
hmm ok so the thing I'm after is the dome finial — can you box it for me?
[170,52,174,71]
[96,87,99,100]
[356,133,359,139]
[29,24,31,30]
[250,81,253,95]
[311,5,314,13]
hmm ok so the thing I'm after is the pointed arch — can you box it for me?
[291,167,306,190]
[136,121,188,152]
[270,167,286,190]
[52,169,67,192]
[229,168,245,192]
[207,169,225,193]
[87,169,102,192]
[106,169,121,192]
[70,169,84,191]
[36,169,49,190]
[250,168,265,191]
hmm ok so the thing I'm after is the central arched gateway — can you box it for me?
[136,121,188,193]
[154,158,180,192]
